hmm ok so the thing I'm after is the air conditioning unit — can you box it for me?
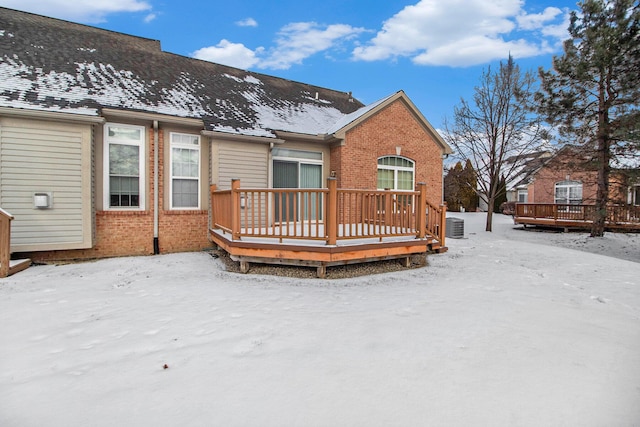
[446,217,464,238]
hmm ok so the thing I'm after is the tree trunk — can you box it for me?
[591,94,611,238]
[485,196,494,231]
[591,137,610,237]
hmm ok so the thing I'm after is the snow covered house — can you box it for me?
[0,7,452,268]
[504,151,553,204]
[520,146,639,206]
[513,145,640,231]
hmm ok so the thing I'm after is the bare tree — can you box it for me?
[444,56,546,231]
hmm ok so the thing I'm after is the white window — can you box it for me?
[555,180,582,204]
[517,189,528,203]
[630,185,640,206]
[104,123,145,210]
[170,133,200,209]
[377,156,415,191]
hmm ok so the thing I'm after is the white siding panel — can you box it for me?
[217,141,268,189]
[0,117,92,251]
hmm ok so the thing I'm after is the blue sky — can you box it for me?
[0,0,577,129]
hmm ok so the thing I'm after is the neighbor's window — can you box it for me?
[555,180,582,205]
[104,123,145,209]
[377,156,415,191]
[170,133,200,209]
[517,189,528,203]
[631,185,640,206]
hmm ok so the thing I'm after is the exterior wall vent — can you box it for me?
[33,192,53,209]
[445,217,464,238]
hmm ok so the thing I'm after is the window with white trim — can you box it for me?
[377,156,415,191]
[104,123,145,210]
[170,133,200,209]
[630,185,640,206]
[555,180,582,204]
[517,189,528,203]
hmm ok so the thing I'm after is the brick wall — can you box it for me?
[529,148,598,204]
[330,98,444,206]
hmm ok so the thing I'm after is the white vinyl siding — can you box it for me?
[216,141,268,189]
[0,117,92,251]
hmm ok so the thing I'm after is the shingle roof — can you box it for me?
[505,150,554,190]
[0,7,364,137]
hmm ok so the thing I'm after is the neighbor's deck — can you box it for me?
[514,203,640,231]
[209,179,447,277]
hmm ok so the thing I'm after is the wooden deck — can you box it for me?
[514,203,640,231]
[210,179,447,277]
[0,208,31,278]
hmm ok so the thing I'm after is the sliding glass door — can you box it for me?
[300,163,322,220]
[273,160,298,222]
[272,149,323,222]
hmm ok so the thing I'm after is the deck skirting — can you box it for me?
[210,228,445,278]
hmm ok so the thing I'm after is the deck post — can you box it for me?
[416,183,427,239]
[0,208,14,278]
[210,184,217,230]
[231,179,241,240]
[384,188,392,233]
[240,260,250,274]
[439,203,447,249]
[326,177,337,245]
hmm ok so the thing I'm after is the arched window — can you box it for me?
[555,180,582,205]
[377,156,415,191]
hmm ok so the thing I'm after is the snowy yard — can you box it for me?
[1,213,639,426]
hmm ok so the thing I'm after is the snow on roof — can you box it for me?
[612,152,640,170]
[325,92,396,135]
[0,7,366,138]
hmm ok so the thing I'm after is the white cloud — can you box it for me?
[0,0,152,23]
[236,17,258,27]
[540,12,571,39]
[258,22,366,70]
[192,40,263,70]
[193,22,366,71]
[413,36,548,67]
[516,6,562,30]
[143,12,157,23]
[352,0,570,67]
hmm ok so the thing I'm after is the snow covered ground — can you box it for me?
[1,213,638,426]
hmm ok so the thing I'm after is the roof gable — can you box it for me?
[329,91,452,154]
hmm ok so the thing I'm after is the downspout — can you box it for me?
[153,120,160,254]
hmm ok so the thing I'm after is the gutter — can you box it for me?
[153,120,160,254]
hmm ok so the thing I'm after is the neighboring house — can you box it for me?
[473,150,553,212]
[522,145,639,206]
[504,151,554,204]
[0,7,452,263]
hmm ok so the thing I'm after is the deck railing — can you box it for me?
[515,203,640,228]
[1,208,14,278]
[210,178,446,246]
